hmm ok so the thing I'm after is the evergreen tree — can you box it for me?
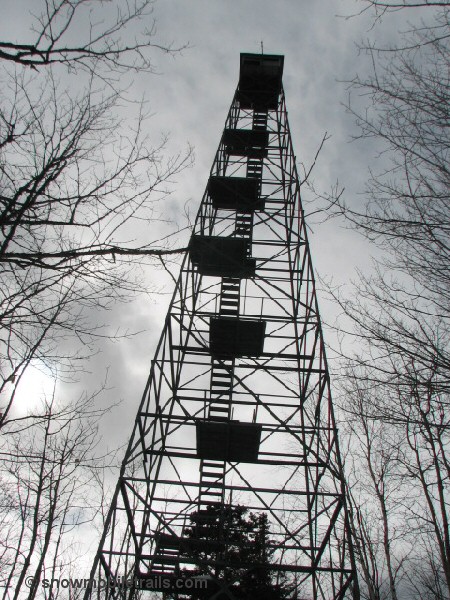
[178,505,291,599]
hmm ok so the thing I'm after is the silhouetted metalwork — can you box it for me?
[86,53,357,600]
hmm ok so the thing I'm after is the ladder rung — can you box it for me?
[202,471,224,479]
[211,372,231,378]
[201,479,223,486]
[201,465,224,472]
[202,462,224,469]
[201,482,223,489]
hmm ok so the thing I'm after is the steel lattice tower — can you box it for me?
[87,54,357,600]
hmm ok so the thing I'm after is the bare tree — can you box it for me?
[0,1,192,425]
[0,4,191,596]
[0,0,186,74]
[331,3,450,598]
[0,387,117,599]
[339,359,450,599]
[356,1,450,17]
[341,378,407,600]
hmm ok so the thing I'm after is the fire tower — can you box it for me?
[87,54,357,599]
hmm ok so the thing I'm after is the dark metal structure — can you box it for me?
[87,53,357,599]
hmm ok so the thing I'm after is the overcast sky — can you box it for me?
[3,0,409,443]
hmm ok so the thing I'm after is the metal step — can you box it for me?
[219,277,240,317]
[209,406,230,414]
[211,384,231,392]
[211,380,232,387]
[200,478,223,488]
[202,467,223,479]
[211,370,232,378]
[210,389,231,397]
[200,489,223,499]
[236,223,252,237]
[247,158,263,180]
[247,160,263,174]
[199,459,226,508]
[221,298,240,306]
[253,110,268,131]
[202,461,226,470]
[235,215,252,224]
